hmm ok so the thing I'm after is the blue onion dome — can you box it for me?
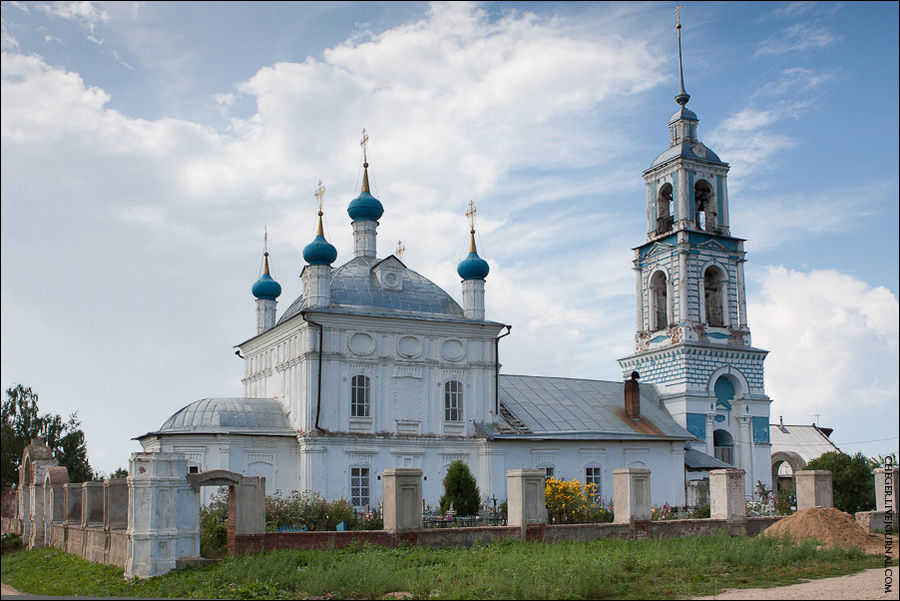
[303,212,338,265]
[347,162,384,222]
[252,252,282,300]
[457,229,490,280]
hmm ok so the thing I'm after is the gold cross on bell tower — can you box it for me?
[675,4,682,28]
[360,128,370,165]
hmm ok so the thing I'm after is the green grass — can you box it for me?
[0,533,885,599]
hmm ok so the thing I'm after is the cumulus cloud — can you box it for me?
[2,3,670,472]
[707,67,833,182]
[756,22,839,56]
[750,266,899,436]
[37,1,109,32]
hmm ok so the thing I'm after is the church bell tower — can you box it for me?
[618,14,772,495]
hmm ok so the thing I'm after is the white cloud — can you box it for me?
[37,1,109,33]
[750,266,899,435]
[732,183,889,252]
[707,67,834,181]
[1,3,670,473]
[756,22,839,56]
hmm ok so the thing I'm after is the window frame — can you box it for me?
[350,374,371,418]
[350,466,370,509]
[443,380,463,422]
[585,466,602,502]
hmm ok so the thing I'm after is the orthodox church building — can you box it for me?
[137,31,772,508]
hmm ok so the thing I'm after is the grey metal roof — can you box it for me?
[685,448,733,470]
[649,141,724,169]
[489,375,693,441]
[770,424,840,463]
[278,256,466,324]
[147,398,295,436]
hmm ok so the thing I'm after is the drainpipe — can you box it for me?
[301,311,326,432]
[494,325,512,415]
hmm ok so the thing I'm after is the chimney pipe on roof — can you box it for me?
[625,371,640,420]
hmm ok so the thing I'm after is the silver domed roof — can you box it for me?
[278,256,466,324]
[649,141,725,170]
[153,398,295,435]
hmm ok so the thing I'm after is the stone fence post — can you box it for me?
[506,469,547,528]
[82,481,104,526]
[105,479,129,530]
[795,470,833,510]
[382,468,423,532]
[875,467,897,513]
[710,469,746,533]
[613,468,651,523]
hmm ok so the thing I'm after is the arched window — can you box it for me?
[649,271,668,330]
[714,375,736,409]
[351,375,370,417]
[694,180,715,231]
[656,183,674,234]
[713,429,734,465]
[444,380,462,422]
[704,266,726,327]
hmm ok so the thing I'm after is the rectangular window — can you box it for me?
[351,467,370,508]
[444,380,462,422]
[544,466,554,480]
[585,467,602,502]
[351,375,370,418]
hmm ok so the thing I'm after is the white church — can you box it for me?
[136,39,774,509]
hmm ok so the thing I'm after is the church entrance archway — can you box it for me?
[770,451,805,493]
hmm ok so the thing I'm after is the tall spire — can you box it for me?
[263,226,271,275]
[674,5,691,107]
[360,128,371,193]
[466,200,478,253]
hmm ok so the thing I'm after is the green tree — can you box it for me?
[804,451,875,514]
[1,384,94,489]
[439,460,481,516]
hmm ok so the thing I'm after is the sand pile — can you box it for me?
[762,507,881,553]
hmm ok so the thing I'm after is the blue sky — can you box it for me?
[2,1,897,475]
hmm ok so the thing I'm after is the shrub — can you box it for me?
[1,533,23,553]
[774,481,795,516]
[266,490,356,531]
[545,477,599,524]
[439,460,481,516]
[805,451,875,514]
[350,509,383,531]
[688,504,710,519]
[199,488,228,558]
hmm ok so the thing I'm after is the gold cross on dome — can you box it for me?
[395,240,405,259]
[675,4,682,28]
[360,128,370,163]
[465,200,477,231]
[314,179,326,212]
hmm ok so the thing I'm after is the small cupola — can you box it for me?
[251,253,282,301]
[303,210,337,266]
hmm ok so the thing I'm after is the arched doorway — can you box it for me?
[770,451,805,492]
[713,429,734,465]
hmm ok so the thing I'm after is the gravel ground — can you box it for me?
[692,568,898,600]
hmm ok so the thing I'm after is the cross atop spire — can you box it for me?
[263,226,270,274]
[314,180,326,236]
[360,128,370,166]
[395,240,405,259]
[465,200,477,233]
[674,5,691,107]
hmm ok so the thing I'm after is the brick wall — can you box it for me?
[231,518,783,554]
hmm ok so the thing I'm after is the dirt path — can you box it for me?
[1,582,24,596]
[693,567,897,600]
